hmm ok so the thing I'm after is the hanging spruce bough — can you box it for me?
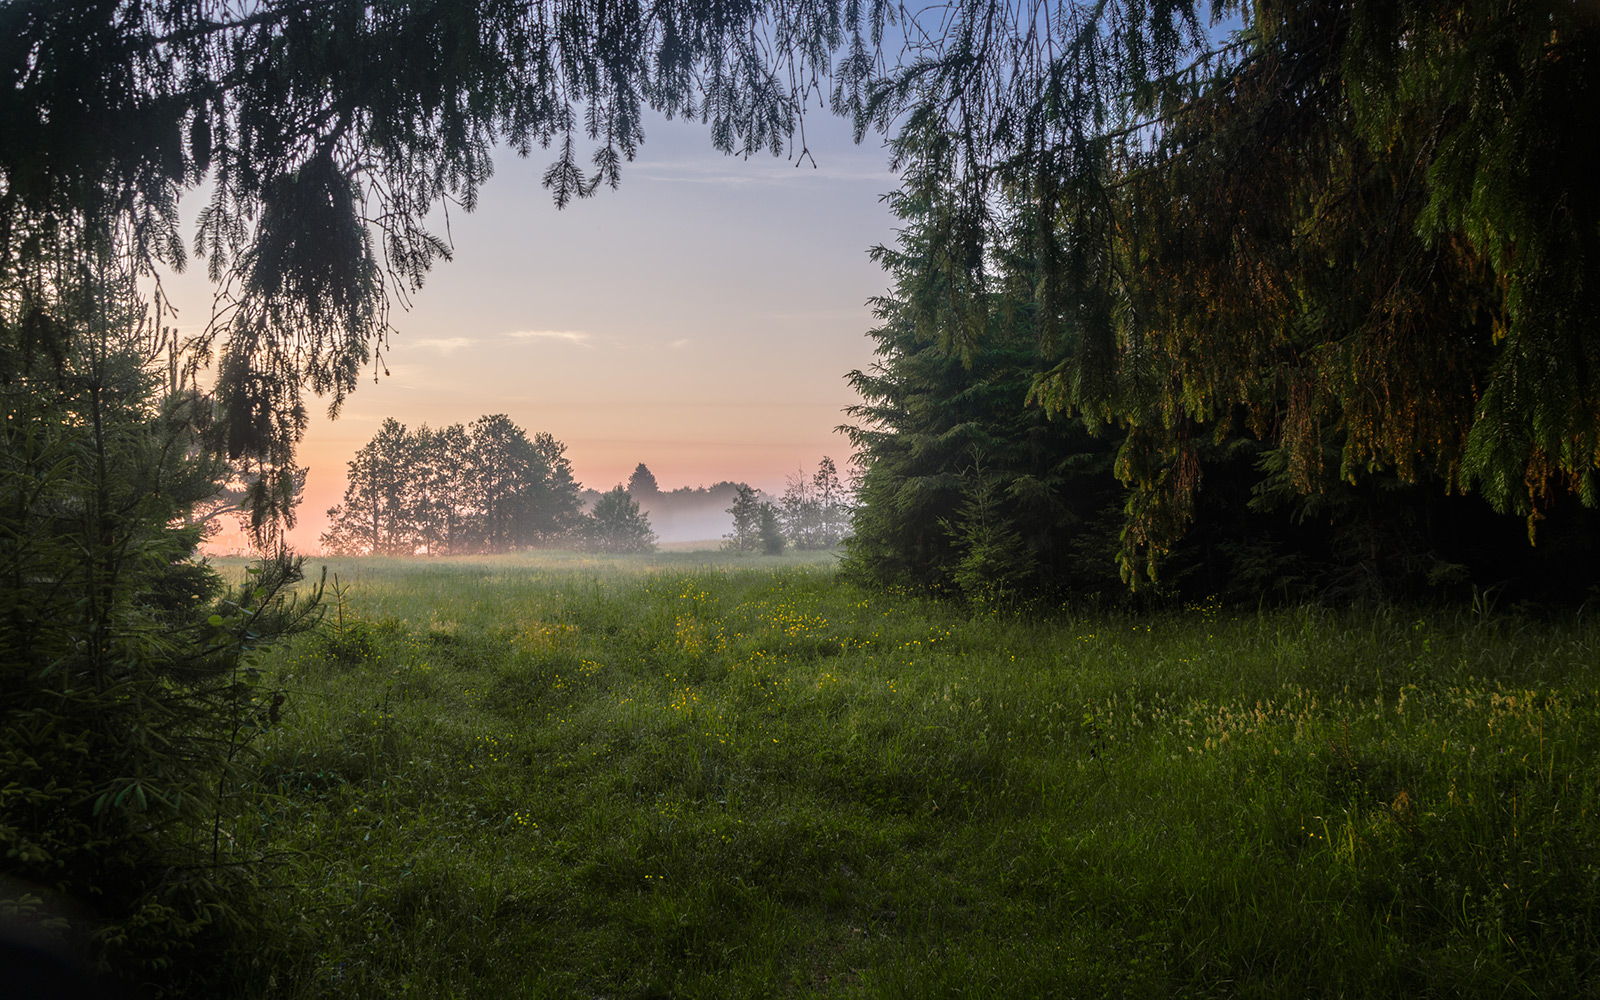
[849,0,1598,582]
[0,0,905,539]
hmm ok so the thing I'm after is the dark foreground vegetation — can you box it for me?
[153,556,1600,996]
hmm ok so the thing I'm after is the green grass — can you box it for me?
[220,552,1600,997]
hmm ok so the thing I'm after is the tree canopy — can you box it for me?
[321,414,582,555]
[581,485,658,553]
[857,0,1599,580]
[0,0,899,536]
[7,1,1592,570]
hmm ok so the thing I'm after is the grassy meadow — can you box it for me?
[220,551,1600,997]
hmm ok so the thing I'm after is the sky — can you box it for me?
[167,108,904,553]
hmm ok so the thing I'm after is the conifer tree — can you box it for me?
[842,175,1127,595]
[758,502,787,555]
[812,457,850,546]
[1,266,320,989]
[580,486,657,553]
[725,483,762,554]
[627,462,662,499]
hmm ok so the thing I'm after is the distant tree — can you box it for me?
[758,502,787,555]
[534,432,585,537]
[724,484,762,554]
[323,416,582,555]
[2,300,323,989]
[422,423,473,554]
[580,486,657,554]
[627,462,662,498]
[463,414,552,552]
[812,457,850,546]
[322,418,416,555]
[780,469,822,549]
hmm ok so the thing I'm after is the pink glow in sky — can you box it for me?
[167,111,901,553]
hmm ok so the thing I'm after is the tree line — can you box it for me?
[836,0,1600,603]
[321,415,664,555]
[842,160,1600,603]
[723,457,853,555]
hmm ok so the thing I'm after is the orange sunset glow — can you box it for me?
[171,111,898,553]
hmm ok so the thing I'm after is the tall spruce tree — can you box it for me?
[0,264,321,988]
[842,178,1127,597]
[725,483,762,554]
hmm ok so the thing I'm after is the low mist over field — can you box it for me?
[303,414,848,557]
[590,479,750,544]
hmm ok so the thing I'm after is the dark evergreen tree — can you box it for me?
[1,278,320,990]
[841,181,1127,597]
[725,483,762,554]
[580,486,657,554]
[627,462,662,499]
[758,502,787,555]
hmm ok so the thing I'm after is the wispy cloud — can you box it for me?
[668,338,691,349]
[634,155,897,188]
[506,329,594,347]
[411,337,476,355]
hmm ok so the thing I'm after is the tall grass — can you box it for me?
[220,552,1600,997]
